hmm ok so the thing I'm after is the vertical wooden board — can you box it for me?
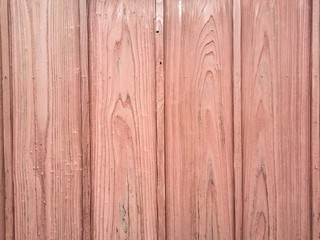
[233,0,242,239]
[165,0,234,239]
[79,0,91,239]
[10,0,83,239]
[312,0,320,239]
[89,0,158,239]
[155,0,165,239]
[0,0,14,239]
[0,15,5,240]
[241,0,311,239]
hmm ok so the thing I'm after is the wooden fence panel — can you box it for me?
[241,0,311,239]
[0,0,318,239]
[164,0,234,239]
[88,0,159,239]
[10,0,84,239]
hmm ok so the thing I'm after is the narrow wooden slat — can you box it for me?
[312,0,320,239]
[79,0,91,239]
[233,0,242,238]
[0,44,4,240]
[88,0,158,239]
[155,0,165,239]
[10,0,83,238]
[165,0,234,238]
[0,0,14,239]
[241,0,311,238]
[0,1,7,237]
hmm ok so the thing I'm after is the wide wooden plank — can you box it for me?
[241,0,311,239]
[165,0,234,239]
[88,0,158,239]
[312,0,320,239]
[10,0,83,238]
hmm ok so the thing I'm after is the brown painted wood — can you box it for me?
[10,0,84,238]
[312,0,320,239]
[165,0,234,239]
[88,0,158,239]
[241,0,311,239]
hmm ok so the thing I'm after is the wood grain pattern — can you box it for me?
[312,0,320,239]
[10,0,83,238]
[165,0,234,239]
[79,0,91,239]
[0,0,14,238]
[233,0,242,238]
[155,0,165,239]
[88,0,158,239]
[0,1,317,239]
[0,1,7,237]
[241,0,311,239]
[0,50,4,239]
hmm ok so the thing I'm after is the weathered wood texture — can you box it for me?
[241,0,311,239]
[233,0,242,238]
[88,1,158,239]
[155,0,165,239]
[1,0,14,239]
[0,0,318,239]
[165,0,234,239]
[10,0,84,239]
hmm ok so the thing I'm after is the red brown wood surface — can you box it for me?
[241,0,311,239]
[165,0,234,239]
[79,0,91,239]
[88,0,158,239]
[0,0,14,239]
[155,0,165,239]
[233,0,242,238]
[10,0,84,238]
[0,1,6,237]
[0,0,318,239]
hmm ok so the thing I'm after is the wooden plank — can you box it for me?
[0,48,4,240]
[79,0,91,239]
[10,0,83,238]
[241,0,311,238]
[0,4,6,238]
[312,0,320,239]
[88,0,158,239]
[165,0,234,239]
[0,0,14,239]
[233,0,242,239]
[155,0,165,239]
